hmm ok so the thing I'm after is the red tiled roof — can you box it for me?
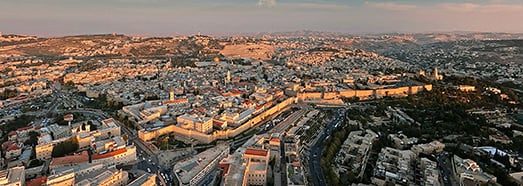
[50,151,89,167]
[213,119,225,127]
[17,126,33,132]
[2,140,15,150]
[256,105,264,111]
[197,107,207,112]
[244,148,268,157]
[26,176,47,186]
[92,148,127,160]
[8,131,17,136]
[7,144,20,151]
[222,90,242,97]
[263,101,273,107]
[218,162,230,176]
[162,98,188,105]
[270,138,281,143]
[63,114,73,121]
[232,89,243,94]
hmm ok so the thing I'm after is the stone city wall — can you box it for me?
[298,84,432,101]
[138,97,297,144]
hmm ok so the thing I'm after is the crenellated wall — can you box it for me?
[138,97,297,144]
[298,84,432,101]
[137,85,431,144]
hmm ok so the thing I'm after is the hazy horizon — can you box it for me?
[2,0,523,37]
[4,29,523,38]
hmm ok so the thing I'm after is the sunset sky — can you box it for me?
[1,0,522,36]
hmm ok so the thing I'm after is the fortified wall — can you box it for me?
[297,84,432,101]
[137,84,432,144]
[138,97,297,144]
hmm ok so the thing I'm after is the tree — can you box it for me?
[63,81,75,90]
[347,170,356,183]
[54,114,69,126]
[25,131,40,146]
[28,159,44,168]
[144,94,159,101]
[0,88,18,99]
[51,138,79,157]
[0,115,35,135]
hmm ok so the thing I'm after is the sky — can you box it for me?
[1,0,522,36]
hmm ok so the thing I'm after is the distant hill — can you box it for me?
[1,31,522,58]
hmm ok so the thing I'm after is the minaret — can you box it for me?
[226,70,231,84]
[434,67,440,80]
[169,88,175,101]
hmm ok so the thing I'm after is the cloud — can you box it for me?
[258,0,276,8]
[293,3,350,10]
[366,2,417,11]
[438,3,523,13]
[438,3,481,12]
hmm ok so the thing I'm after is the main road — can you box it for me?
[307,108,346,186]
[49,108,171,184]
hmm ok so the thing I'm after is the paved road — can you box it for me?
[307,108,346,186]
[45,82,63,117]
[271,107,309,186]
[438,152,455,186]
[270,108,308,134]
[231,106,296,150]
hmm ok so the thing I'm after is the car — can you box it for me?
[147,168,151,173]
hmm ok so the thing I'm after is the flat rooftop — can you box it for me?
[52,163,104,175]
[173,144,229,185]
[248,161,266,171]
[6,166,25,184]
[128,173,156,186]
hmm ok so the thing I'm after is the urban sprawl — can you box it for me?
[0,32,523,186]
